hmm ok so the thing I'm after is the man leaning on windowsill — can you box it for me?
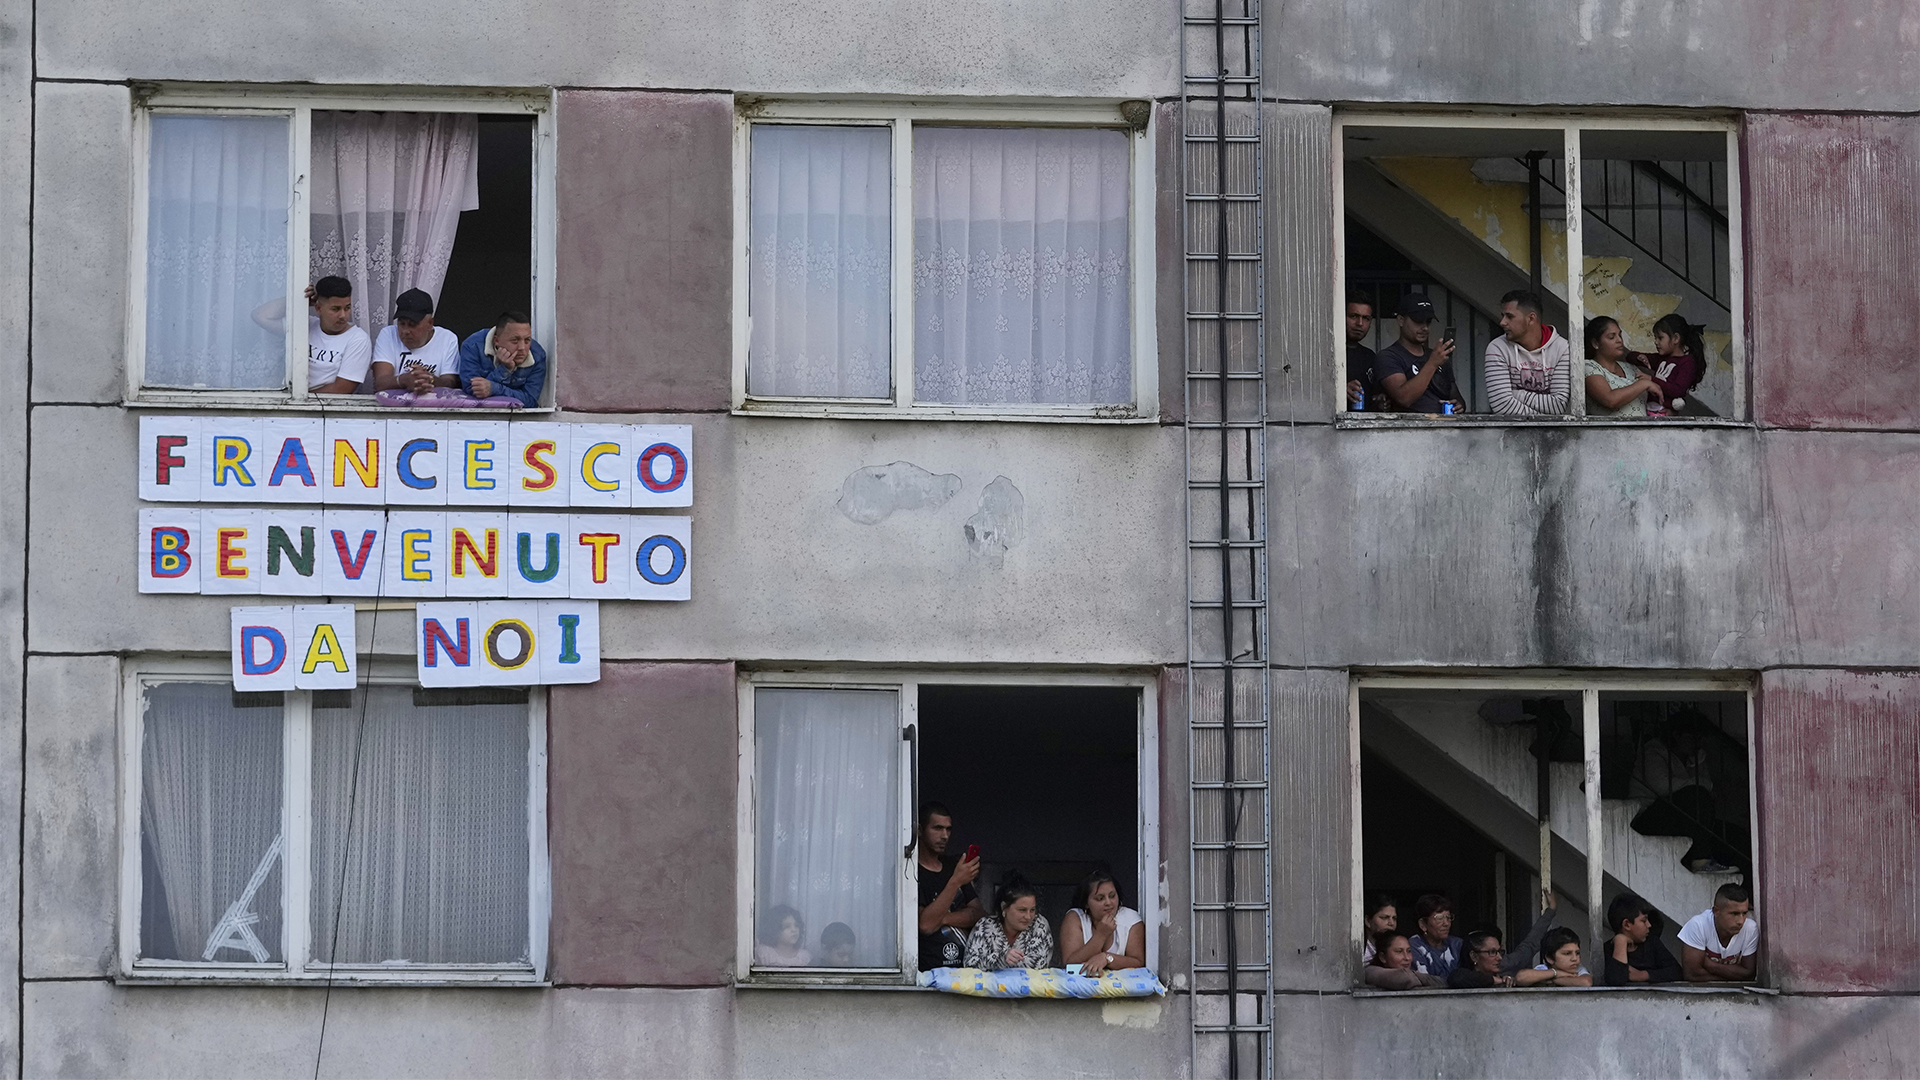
[371,288,463,395]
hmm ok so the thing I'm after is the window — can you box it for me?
[736,673,1158,984]
[732,102,1158,420]
[131,89,554,405]
[119,663,548,983]
[1335,115,1744,422]
[1352,675,1756,989]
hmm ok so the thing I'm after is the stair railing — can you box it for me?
[1522,156,1732,312]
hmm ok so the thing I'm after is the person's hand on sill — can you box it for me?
[470,376,494,399]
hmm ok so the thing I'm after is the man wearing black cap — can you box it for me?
[1376,294,1464,415]
[372,288,463,394]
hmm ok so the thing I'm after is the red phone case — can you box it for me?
[965,844,980,861]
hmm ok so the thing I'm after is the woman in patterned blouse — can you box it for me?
[963,874,1054,970]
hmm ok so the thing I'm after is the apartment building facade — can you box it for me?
[1,0,1917,1076]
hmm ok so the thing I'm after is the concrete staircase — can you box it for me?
[1363,692,1739,929]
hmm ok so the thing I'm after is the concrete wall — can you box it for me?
[0,0,28,1067]
[1265,1,1920,112]
[34,0,1177,96]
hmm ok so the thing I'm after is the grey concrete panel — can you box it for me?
[1268,667,1350,991]
[735,987,1189,1079]
[32,410,1187,666]
[24,982,733,1078]
[1154,99,1185,425]
[1757,669,1920,994]
[31,83,130,404]
[1271,988,1920,1079]
[1269,423,1766,669]
[0,0,32,1060]
[22,655,120,980]
[1264,104,1335,425]
[37,1,1177,98]
[549,661,737,987]
[1747,113,1920,430]
[1263,1,1920,112]
[555,91,732,413]
[1156,666,1189,987]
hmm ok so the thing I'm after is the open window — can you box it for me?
[118,661,549,983]
[737,673,1158,985]
[732,102,1158,421]
[1336,115,1742,421]
[1354,677,1755,989]
[131,90,553,404]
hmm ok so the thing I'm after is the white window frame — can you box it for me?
[735,669,1161,986]
[730,100,1160,423]
[1348,670,1757,976]
[117,657,550,985]
[1331,111,1746,424]
[127,85,558,410]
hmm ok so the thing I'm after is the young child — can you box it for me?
[1604,893,1682,985]
[1518,926,1593,987]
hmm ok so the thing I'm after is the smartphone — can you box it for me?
[1443,325,1457,345]
[965,844,981,862]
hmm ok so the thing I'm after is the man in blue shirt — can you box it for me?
[458,310,548,408]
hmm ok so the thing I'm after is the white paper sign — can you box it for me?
[629,425,693,508]
[630,515,693,601]
[139,508,203,594]
[139,416,202,502]
[231,606,297,691]
[260,510,327,596]
[291,605,358,689]
[416,600,601,687]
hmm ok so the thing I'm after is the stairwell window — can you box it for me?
[733,102,1159,420]
[1334,115,1744,423]
[1352,677,1757,989]
[736,672,1160,985]
[118,662,549,983]
[130,88,554,405]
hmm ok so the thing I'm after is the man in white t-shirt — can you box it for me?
[249,277,372,393]
[1679,883,1759,982]
[371,288,462,394]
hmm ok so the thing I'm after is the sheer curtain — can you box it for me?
[747,125,893,398]
[754,688,899,968]
[913,127,1133,405]
[139,683,285,963]
[144,115,290,389]
[310,112,481,337]
[310,687,529,966]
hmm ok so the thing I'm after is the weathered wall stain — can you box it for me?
[964,476,1025,558]
[835,461,962,525]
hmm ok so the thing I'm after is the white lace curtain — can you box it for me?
[144,115,291,389]
[747,125,894,398]
[754,688,900,968]
[310,687,529,966]
[310,112,480,337]
[913,127,1133,405]
[139,683,285,963]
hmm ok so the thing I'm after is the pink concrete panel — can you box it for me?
[1758,433,1920,661]
[548,661,737,986]
[1757,669,1920,992]
[1155,99,1184,424]
[1747,114,1920,429]
[556,91,733,413]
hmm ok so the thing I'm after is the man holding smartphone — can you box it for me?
[915,802,984,971]
[1376,294,1465,414]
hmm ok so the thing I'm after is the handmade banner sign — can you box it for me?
[139,508,690,600]
[140,417,693,508]
[230,604,358,691]
[415,600,600,687]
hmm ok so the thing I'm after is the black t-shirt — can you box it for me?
[1376,339,1459,414]
[1347,341,1381,411]
[918,858,978,971]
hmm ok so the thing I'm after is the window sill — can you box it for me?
[117,972,548,988]
[125,397,556,414]
[736,980,931,992]
[734,402,1161,425]
[1334,414,1750,430]
[1351,983,1775,997]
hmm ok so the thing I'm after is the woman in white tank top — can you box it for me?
[1061,871,1147,975]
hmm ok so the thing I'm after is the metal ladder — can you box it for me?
[1182,1,1271,1078]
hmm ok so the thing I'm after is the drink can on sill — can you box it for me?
[1441,401,1457,416]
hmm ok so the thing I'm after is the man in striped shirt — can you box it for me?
[1485,290,1572,415]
